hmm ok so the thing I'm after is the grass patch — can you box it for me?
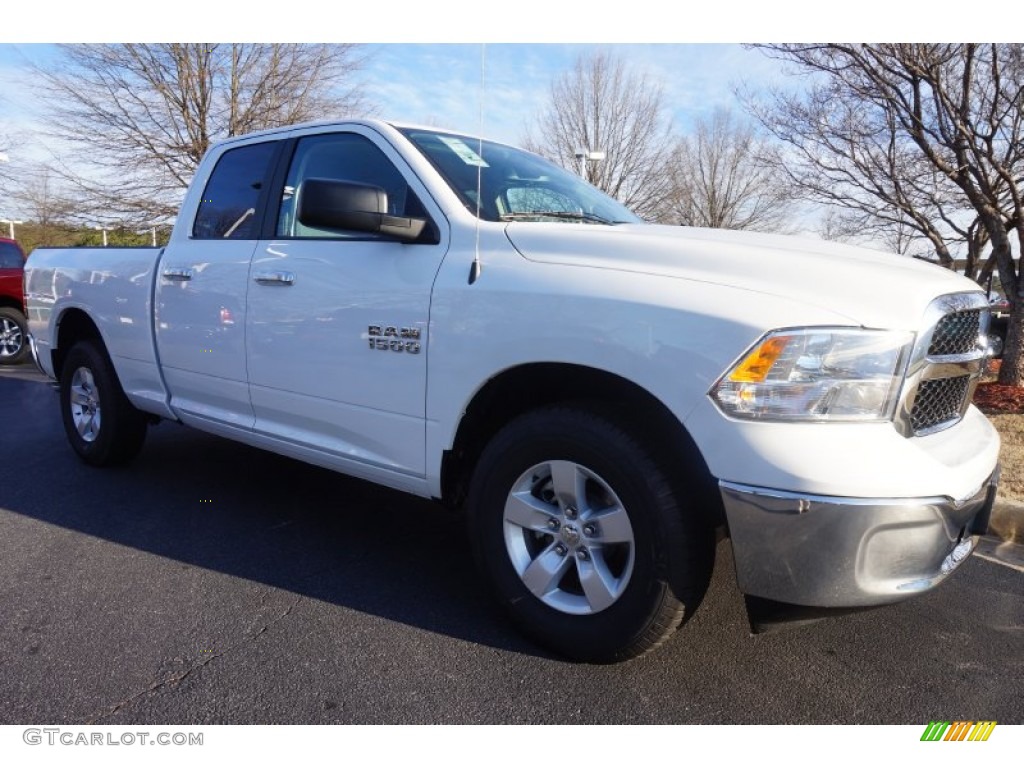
[989,412,1024,502]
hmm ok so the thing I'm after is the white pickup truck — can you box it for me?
[25,119,1001,662]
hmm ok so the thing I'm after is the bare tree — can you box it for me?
[0,115,22,187]
[524,50,674,220]
[37,44,372,223]
[0,122,27,237]
[744,65,984,272]
[816,204,984,267]
[751,44,1024,387]
[13,164,76,240]
[0,134,12,183]
[660,108,796,231]
[818,209,869,244]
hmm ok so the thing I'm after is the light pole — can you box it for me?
[139,226,158,246]
[93,225,112,247]
[1,219,23,239]
[575,149,606,181]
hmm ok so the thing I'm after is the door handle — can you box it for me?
[162,267,194,281]
[253,271,295,285]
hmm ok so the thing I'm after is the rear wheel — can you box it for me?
[0,307,29,365]
[468,406,713,663]
[60,341,148,466]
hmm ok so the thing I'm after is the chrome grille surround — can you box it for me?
[895,293,991,438]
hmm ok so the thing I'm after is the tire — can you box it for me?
[0,307,29,366]
[468,405,713,663]
[990,319,1006,359]
[59,340,148,466]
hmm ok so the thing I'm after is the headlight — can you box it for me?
[711,328,913,422]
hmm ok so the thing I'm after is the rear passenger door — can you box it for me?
[246,126,449,481]
[155,139,280,431]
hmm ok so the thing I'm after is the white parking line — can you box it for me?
[975,537,1024,573]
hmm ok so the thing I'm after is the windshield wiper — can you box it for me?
[500,211,618,225]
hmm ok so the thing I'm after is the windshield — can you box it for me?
[398,128,642,225]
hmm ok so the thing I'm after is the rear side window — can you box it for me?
[0,241,24,268]
[192,142,278,239]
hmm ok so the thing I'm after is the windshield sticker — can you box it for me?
[439,136,489,168]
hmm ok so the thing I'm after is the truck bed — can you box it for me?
[25,247,173,417]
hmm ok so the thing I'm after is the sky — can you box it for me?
[2,0,1000,155]
[0,42,786,153]
[0,1,1016,237]
[0,38,799,230]
[363,44,786,144]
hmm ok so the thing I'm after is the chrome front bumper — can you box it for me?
[721,467,999,607]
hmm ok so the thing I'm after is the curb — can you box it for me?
[991,497,1024,545]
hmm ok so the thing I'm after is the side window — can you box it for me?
[0,242,24,268]
[192,141,278,240]
[277,133,417,239]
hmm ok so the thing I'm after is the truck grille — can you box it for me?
[928,309,984,356]
[899,294,989,437]
[909,376,972,433]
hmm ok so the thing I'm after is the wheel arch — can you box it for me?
[52,307,105,382]
[440,362,724,527]
[0,295,25,313]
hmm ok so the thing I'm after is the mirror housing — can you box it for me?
[297,178,428,242]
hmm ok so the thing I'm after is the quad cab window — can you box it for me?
[276,132,430,240]
[192,142,279,240]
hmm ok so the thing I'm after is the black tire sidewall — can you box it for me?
[469,408,695,662]
[59,342,144,466]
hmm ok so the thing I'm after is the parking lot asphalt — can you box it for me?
[1,367,1022,725]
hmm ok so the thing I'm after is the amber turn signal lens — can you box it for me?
[729,335,792,383]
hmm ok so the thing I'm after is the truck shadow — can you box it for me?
[0,375,569,659]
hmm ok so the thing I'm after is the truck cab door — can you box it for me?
[246,127,449,484]
[155,139,280,432]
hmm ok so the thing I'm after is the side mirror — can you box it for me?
[296,178,428,243]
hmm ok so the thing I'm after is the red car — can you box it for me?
[0,237,28,365]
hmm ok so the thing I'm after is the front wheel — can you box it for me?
[468,406,713,663]
[59,341,148,466]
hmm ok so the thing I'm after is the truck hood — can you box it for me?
[505,223,982,329]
